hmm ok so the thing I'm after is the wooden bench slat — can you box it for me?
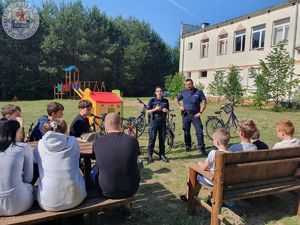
[189,164,214,181]
[0,197,132,225]
[223,179,300,201]
[223,176,297,191]
[223,159,299,185]
[223,148,300,164]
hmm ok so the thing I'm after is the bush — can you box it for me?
[194,82,205,91]
[164,72,185,97]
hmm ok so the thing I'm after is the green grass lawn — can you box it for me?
[2,98,300,225]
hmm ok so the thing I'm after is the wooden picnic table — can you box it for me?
[28,141,94,188]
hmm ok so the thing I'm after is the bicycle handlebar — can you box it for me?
[136,98,147,107]
[122,116,137,122]
[90,113,107,120]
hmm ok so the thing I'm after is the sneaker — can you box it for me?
[159,154,169,162]
[223,201,236,207]
[179,194,188,202]
[186,146,191,151]
[121,206,132,220]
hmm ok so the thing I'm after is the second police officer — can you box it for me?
[147,86,169,163]
[175,79,208,156]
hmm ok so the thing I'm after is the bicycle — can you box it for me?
[205,103,239,140]
[122,117,139,138]
[25,122,35,143]
[90,113,107,137]
[164,124,175,154]
[166,110,176,132]
[136,98,147,137]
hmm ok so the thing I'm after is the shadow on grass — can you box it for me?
[221,193,298,225]
[131,182,209,225]
[153,168,171,174]
[87,180,209,225]
[170,153,204,161]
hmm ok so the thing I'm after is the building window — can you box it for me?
[273,18,290,46]
[200,39,209,58]
[198,71,207,79]
[251,24,266,49]
[218,34,228,55]
[186,72,191,78]
[188,42,193,50]
[234,30,246,52]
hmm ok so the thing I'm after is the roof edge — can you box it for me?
[181,0,298,38]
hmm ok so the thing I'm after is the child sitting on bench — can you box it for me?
[179,128,230,203]
[273,120,300,149]
[197,128,230,186]
[229,120,257,152]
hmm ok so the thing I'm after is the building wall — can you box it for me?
[180,1,300,95]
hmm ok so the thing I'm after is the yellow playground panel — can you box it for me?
[74,88,123,129]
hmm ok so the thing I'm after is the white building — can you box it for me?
[179,0,300,95]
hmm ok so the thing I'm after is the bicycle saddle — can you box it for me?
[214,111,222,114]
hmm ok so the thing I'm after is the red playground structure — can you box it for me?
[53,65,99,99]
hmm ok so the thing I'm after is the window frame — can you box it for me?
[272,18,290,46]
[218,34,228,55]
[233,30,246,53]
[251,24,266,50]
[198,71,208,79]
[188,42,193,50]
[200,39,209,58]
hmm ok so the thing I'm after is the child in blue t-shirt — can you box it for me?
[229,120,257,152]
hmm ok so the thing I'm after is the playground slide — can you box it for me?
[73,88,84,98]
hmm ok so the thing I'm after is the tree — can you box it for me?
[0,1,175,99]
[257,41,299,106]
[249,68,270,109]
[194,82,205,91]
[164,72,184,97]
[223,65,243,103]
[208,71,225,101]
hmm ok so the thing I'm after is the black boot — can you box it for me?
[159,154,169,162]
[148,154,153,164]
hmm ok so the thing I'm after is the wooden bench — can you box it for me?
[187,147,300,225]
[0,195,133,225]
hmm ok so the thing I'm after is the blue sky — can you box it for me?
[32,0,287,47]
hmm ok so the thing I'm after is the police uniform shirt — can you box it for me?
[176,88,206,113]
[147,97,169,119]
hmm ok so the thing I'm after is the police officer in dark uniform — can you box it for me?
[175,79,207,156]
[147,86,169,163]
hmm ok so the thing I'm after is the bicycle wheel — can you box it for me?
[136,116,146,137]
[232,115,239,128]
[171,122,175,132]
[165,128,174,154]
[153,128,174,155]
[205,117,224,140]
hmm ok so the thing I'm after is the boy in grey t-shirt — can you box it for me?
[229,120,257,152]
[197,128,230,186]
